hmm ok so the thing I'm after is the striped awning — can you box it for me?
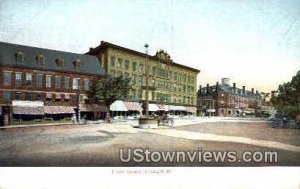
[157,104,165,111]
[186,106,197,113]
[64,93,70,99]
[149,104,159,111]
[13,106,45,115]
[110,100,128,111]
[169,105,186,111]
[80,104,107,112]
[46,93,52,98]
[55,94,61,99]
[44,106,75,114]
[124,101,143,112]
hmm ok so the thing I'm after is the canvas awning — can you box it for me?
[13,106,45,115]
[149,104,159,111]
[55,94,61,99]
[64,93,70,99]
[110,100,128,111]
[157,104,165,111]
[207,109,216,113]
[46,93,52,98]
[186,106,197,113]
[169,105,186,111]
[80,104,107,112]
[44,106,75,114]
[124,101,143,112]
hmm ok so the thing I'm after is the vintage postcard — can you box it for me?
[0,0,299,188]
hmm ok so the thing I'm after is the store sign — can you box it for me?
[12,100,44,107]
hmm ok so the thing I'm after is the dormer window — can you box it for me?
[56,58,64,68]
[73,59,81,70]
[36,55,45,65]
[16,52,25,64]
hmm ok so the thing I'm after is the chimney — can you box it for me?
[251,88,254,94]
[89,48,94,53]
[233,83,236,93]
[199,85,202,94]
[216,82,219,92]
[206,84,209,94]
[242,86,245,95]
[256,90,258,95]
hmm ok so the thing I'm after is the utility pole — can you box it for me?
[144,43,149,118]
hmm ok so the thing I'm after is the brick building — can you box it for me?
[197,78,263,117]
[87,41,200,115]
[0,42,106,126]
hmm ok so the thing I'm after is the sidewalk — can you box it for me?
[0,117,269,130]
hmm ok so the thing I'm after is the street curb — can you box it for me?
[0,122,73,130]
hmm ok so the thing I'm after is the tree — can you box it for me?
[87,74,131,122]
[271,70,300,119]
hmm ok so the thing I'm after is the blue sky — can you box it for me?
[0,0,299,92]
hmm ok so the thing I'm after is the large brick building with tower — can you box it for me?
[0,42,106,126]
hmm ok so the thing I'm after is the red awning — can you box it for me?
[13,106,45,115]
[124,101,143,112]
[44,106,75,114]
[79,104,107,112]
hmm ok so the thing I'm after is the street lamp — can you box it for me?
[144,43,149,118]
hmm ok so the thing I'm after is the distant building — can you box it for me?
[0,42,106,126]
[88,41,200,115]
[197,78,263,117]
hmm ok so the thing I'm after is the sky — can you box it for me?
[0,0,299,93]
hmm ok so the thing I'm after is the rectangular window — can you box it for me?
[15,73,22,86]
[117,58,122,68]
[35,93,42,101]
[3,91,11,101]
[138,76,143,86]
[139,64,143,73]
[152,67,156,76]
[132,74,136,85]
[73,78,80,90]
[15,92,21,100]
[46,75,52,88]
[84,79,90,90]
[55,76,61,89]
[25,73,32,87]
[132,62,137,71]
[65,77,70,89]
[110,56,116,67]
[3,72,11,85]
[124,60,129,70]
[36,74,43,88]
[25,93,32,101]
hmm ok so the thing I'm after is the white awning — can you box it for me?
[149,104,159,111]
[169,105,186,111]
[207,109,216,113]
[110,100,128,111]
